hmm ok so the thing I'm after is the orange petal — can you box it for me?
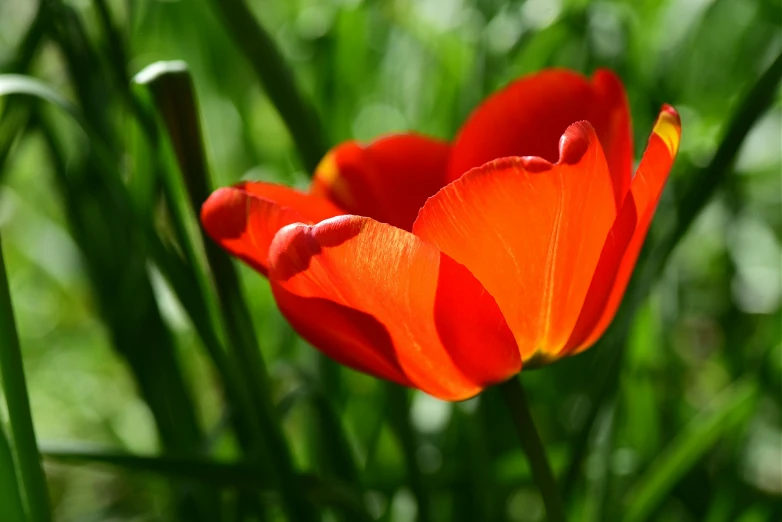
[268,216,520,400]
[414,122,617,364]
[200,182,344,275]
[565,105,681,353]
[449,68,632,209]
[310,134,451,231]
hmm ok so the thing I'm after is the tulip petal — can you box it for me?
[565,105,682,353]
[414,122,617,364]
[449,68,632,208]
[311,134,451,231]
[268,216,520,400]
[201,182,344,275]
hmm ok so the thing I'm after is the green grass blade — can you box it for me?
[0,58,211,461]
[207,0,328,173]
[38,137,229,522]
[0,103,28,182]
[91,0,131,87]
[0,73,223,467]
[135,62,358,499]
[130,67,273,522]
[621,379,758,522]
[0,73,87,180]
[0,75,82,124]
[0,426,28,522]
[0,236,52,522]
[310,391,360,486]
[0,74,116,169]
[42,444,271,488]
[133,61,210,205]
[41,445,372,521]
[135,62,358,508]
[387,385,432,522]
[0,3,46,176]
[561,48,782,499]
[7,61,218,516]
[635,48,782,295]
[134,61,319,522]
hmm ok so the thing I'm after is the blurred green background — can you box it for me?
[0,0,780,521]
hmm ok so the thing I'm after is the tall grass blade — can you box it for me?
[134,61,319,522]
[208,0,328,173]
[562,48,782,498]
[0,236,52,522]
[41,445,372,521]
[0,427,28,522]
[621,379,757,522]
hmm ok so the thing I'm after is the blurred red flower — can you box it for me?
[201,68,681,401]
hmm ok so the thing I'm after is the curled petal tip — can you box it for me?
[558,121,594,165]
[312,215,364,246]
[519,155,554,173]
[661,103,680,121]
[653,105,682,156]
[270,216,365,281]
[273,221,311,243]
[268,222,318,281]
[201,187,247,240]
[485,156,553,174]
[268,216,519,400]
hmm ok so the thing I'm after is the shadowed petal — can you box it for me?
[201,182,344,275]
[268,216,520,400]
[449,69,632,208]
[311,134,451,231]
[414,122,616,364]
[565,105,682,353]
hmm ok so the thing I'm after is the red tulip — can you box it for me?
[201,68,681,401]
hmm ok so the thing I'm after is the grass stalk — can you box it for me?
[0,236,52,522]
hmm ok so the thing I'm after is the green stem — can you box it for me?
[498,377,567,522]
[208,0,328,173]
[0,236,52,522]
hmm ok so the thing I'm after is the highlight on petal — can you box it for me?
[200,182,344,275]
[310,134,451,231]
[414,122,617,364]
[564,105,682,353]
[267,216,520,401]
[448,68,632,209]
